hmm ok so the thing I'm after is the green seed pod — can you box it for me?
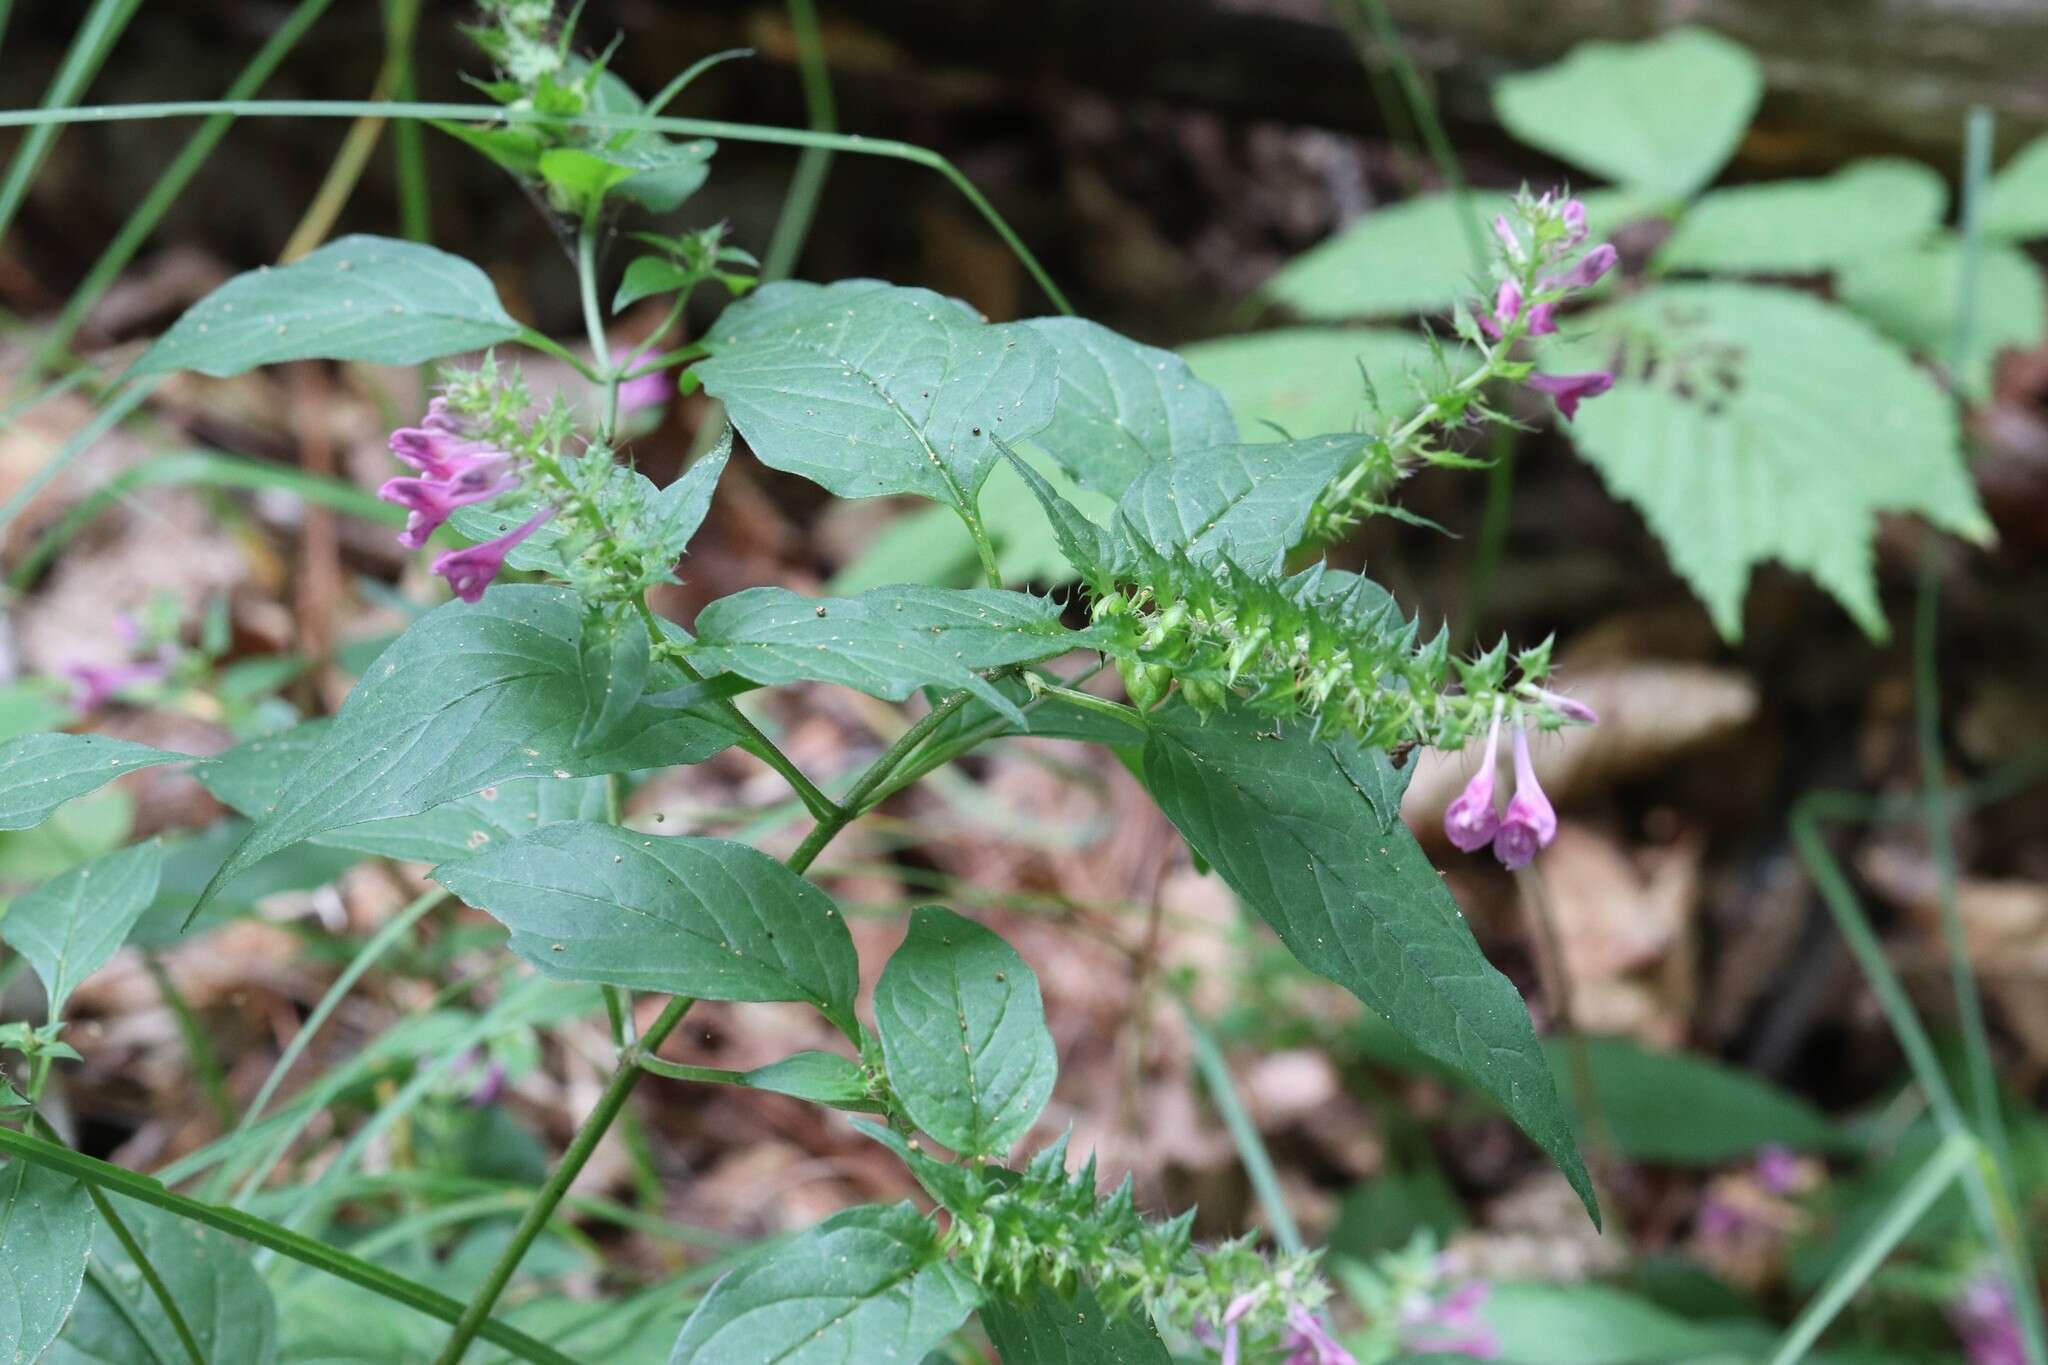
[1120,659,1172,712]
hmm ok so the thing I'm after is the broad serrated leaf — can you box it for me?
[696,280,1059,508]
[668,1202,979,1365]
[996,442,1122,580]
[740,1052,881,1111]
[1550,1036,1849,1164]
[686,584,1096,725]
[132,236,524,378]
[194,586,737,912]
[1263,193,1508,321]
[1493,27,1762,202]
[0,1160,95,1364]
[874,906,1057,1159]
[1016,317,1237,496]
[1114,435,1368,569]
[48,1203,278,1365]
[199,719,610,864]
[1,841,164,1017]
[980,1279,1173,1365]
[1179,328,1435,439]
[1139,711,1596,1224]
[434,823,862,1039]
[576,605,652,748]
[0,734,190,832]
[1985,132,2048,241]
[1837,233,2047,401]
[1656,160,1946,274]
[1558,283,1991,639]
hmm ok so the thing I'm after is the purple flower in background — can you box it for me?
[1559,198,1588,247]
[1280,1305,1357,1365]
[1444,711,1503,852]
[62,659,168,714]
[1491,725,1557,870]
[1481,279,1523,339]
[432,506,556,603]
[1951,1276,2028,1365]
[1754,1144,1802,1196]
[612,344,677,415]
[1525,370,1614,421]
[1401,1278,1500,1361]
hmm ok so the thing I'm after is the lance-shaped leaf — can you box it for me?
[2,841,164,1018]
[668,1202,979,1365]
[1017,317,1237,496]
[199,719,609,865]
[0,733,191,832]
[874,906,1057,1159]
[193,586,736,914]
[434,822,862,1040]
[739,1052,881,1112]
[1114,435,1369,570]
[1555,283,1990,640]
[686,585,1098,725]
[1140,711,1597,1224]
[696,280,1059,509]
[0,1160,95,1365]
[576,605,652,748]
[133,236,525,378]
[981,1279,1174,1365]
[52,1202,278,1365]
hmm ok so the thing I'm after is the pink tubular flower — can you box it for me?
[1444,710,1503,852]
[1525,370,1614,421]
[432,506,556,603]
[380,462,520,549]
[1950,1276,2027,1365]
[388,421,507,481]
[1491,214,1522,262]
[1480,278,1523,339]
[1281,1305,1357,1365]
[1529,685,1598,726]
[1559,198,1588,247]
[1557,242,1618,291]
[1524,302,1559,337]
[1491,725,1557,870]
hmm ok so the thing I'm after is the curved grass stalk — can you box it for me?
[0,0,145,241]
[0,98,1073,314]
[761,0,836,283]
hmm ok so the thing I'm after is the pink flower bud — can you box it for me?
[432,506,557,603]
[1559,198,1588,247]
[1282,1305,1358,1365]
[1524,302,1559,336]
[1559,242,1618,290]
[1491,725,1557,870]
[1492,214,1522,261]
[1531,685,1597,725]
[1525,370,1614,421]
[1444,712,1503,852]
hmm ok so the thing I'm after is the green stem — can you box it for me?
[761,0,836,283]
[786,685,981,874]
[0,99,1075,315]
[1344,0,1486,269]
[1764,1132,1977,1365]
[1463,427,1517,643]
[0,376,161,536]
[87,1183,207,1365]
[386,0,431,243]
[577,211,621,441]
[427,995,698,1365]
[634,1056,745,1087]
[1182,1002,1303,1255]
[0,1126,578,1365]
[0,0,146,243]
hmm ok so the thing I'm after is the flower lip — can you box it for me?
[431,504,558,603]
[1525,370,1615,420]
[1490,724,1558,870]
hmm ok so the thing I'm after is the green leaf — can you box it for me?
[615,255,695,310]
[1656,159,1947,274]
[0,1160,95,1364]
[1479,1282,1773,1365]
[1179,328,1434,439]
[199,720,610,865]
[0,734,189,832]
[1114,435,1368,569]
[1837,233,2047,401]
[686,585,1095,726]
[1016,317,1238,496]
[131,820,361,948]
[132,235,525,378]
[873,905,1057,1159]
[430,119,546,179]
[576,605,651,748]
[1493,27,1763,202]
[1,841,164,1018]
[51,1203,279,1365]
[194,586,736,913]
[696,280,1059,509]
[1985,132,2048,240]
[1139,711,1596,1224]
[740,1052,880,1111]
[537,146,639,207]
[1263,193,1506,320]
[667,1202,979,1365]
[980,1279,1173,1364]
[1548,1035,1848,1163]
[586,69,717,213]
[433,822,863,1039]
[1558,282,1990,640]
